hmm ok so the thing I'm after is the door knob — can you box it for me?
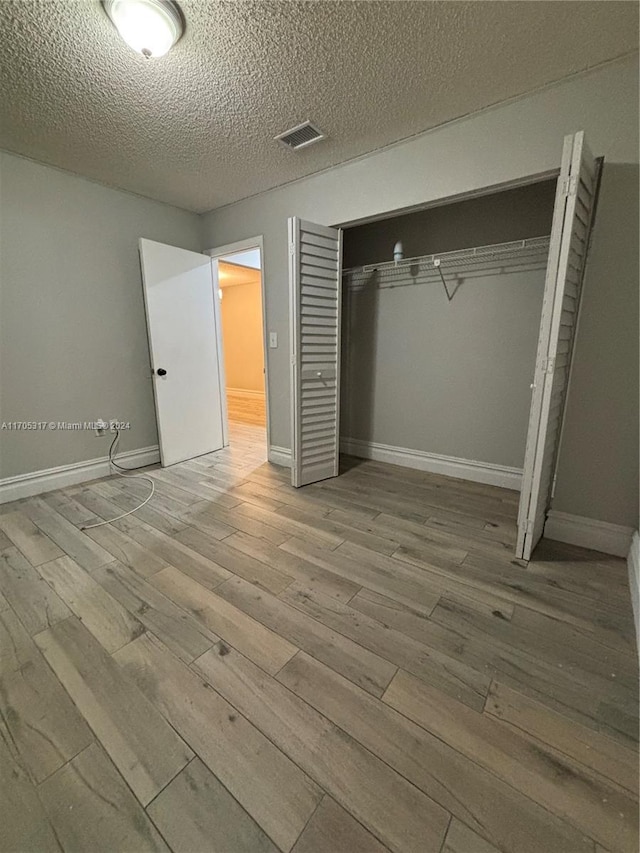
[157,368,167,376]
[316,371,322,377]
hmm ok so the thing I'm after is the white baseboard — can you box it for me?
[226,388,265,399]
[339,437,522,490]
[544,510,634,558]
[0,446,160,505]
[268,446,292,468]
[627,531,639,654]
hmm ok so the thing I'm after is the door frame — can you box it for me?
[331,163,586,558]
[205,236,271,452]
[332,169,560,230]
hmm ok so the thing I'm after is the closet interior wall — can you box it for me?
[340,180,557,473]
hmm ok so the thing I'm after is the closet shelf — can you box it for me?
[343,235,551,293]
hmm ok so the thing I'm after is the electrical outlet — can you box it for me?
[94,418,109,437]
[269,332,278,348]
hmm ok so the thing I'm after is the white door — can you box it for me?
[139,238,226,467]
[516,132,599,559]
[289,217,343,487]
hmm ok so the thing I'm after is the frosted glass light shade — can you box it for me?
[103,0,183,58]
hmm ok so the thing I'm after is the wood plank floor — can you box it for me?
[1,420,638,853]
[226,390,266,426]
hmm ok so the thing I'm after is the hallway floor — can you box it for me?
[226,391,266,426]
[0,421,638,853]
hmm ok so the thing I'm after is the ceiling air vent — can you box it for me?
[275,121,326,151]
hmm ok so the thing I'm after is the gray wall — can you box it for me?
[342,269,545,468]
[341,183,555,467]
[201,55,639,527]
[552,161,639,524]
[342,181,557,267]
[0,152,201,477]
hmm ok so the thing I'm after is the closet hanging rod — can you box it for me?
[342,235,551,277]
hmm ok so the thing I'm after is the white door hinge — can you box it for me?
[289,242,296,256]
[290,354,296,366]
[562,175,578,198]
[544,356,556,375]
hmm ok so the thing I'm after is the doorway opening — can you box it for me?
[208,240,270,465]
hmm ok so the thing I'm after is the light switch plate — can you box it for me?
[269,332,278,348]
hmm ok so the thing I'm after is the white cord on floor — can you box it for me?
[81,429,155,530]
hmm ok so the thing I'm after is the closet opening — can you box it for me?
[338,179,558,495]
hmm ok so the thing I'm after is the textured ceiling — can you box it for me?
[0,1,637,213]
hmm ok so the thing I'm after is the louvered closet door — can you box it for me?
[289,217,343,487]
[516,131,599,560]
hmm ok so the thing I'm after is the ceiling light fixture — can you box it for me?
[102,0,184,58]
